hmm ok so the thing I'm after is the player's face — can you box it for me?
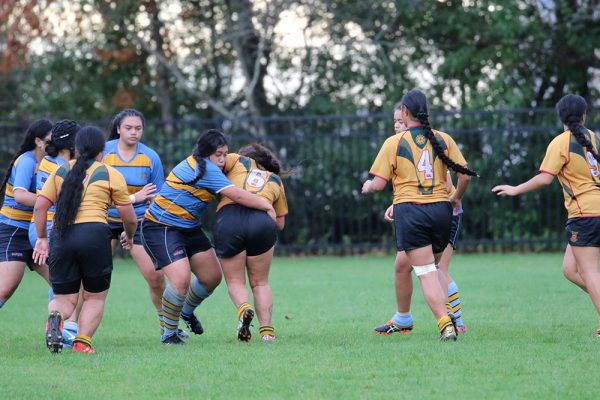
[393,109,406,133]
[118,116,144,146]
[209,145,228,169]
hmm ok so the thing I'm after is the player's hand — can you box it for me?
[492,185,518,197]
[361,180,372,194]
[33,238,49,265]
[134,183,157,203]
[266,206,277,222]
[120,231,134,251]
[384,205,394,222]
[449,193,462,213]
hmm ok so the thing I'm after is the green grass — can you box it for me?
[2,253,600,399]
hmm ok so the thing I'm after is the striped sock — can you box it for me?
[448,281,464,327]
[74,334,92,347]
[182,278,211,317]
[237,302,253,320]
[259,326,275,338]
[161,284,185,339]
[392,312,413,327]
[0,298,4,309]
[437,315,453,334]
[158,311,164,333]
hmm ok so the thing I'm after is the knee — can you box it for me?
[249,277,269,290]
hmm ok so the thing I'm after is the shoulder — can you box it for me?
[268,173,282,186]
[104,140,118,152]
[138,142,161,161]
[15,151,36,167]
[548,131,570,148]
[56,160,75,178]
[204,159,224,175]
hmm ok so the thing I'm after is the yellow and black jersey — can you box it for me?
[39,160,131,225]
[539,128,600,218]
[369,126,467,204]
[218,153,288,217]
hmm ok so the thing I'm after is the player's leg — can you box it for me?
[247,246,274,341]
[0,261,26,307]
[570,246,600,335]
[130,243,166,318]
[562,244,587,292]
[374,251,414,334]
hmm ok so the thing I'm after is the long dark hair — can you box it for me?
[108,108,145,140]
[556,94,600,164]
[0,119,53,207]
[53,126,106,237]
[179,129,228,185]
[401,89,478,177]
[238,143,291,178]
[45,120,80,158]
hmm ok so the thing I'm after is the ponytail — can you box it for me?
[0,119,53,208]
[53,126,106,237]
[416,112,479,177]
[181,129,227,185]
[238,143,292,178]
[401,89,478,177]
[556,94,600,164]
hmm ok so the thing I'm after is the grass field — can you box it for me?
[2,253,600,399]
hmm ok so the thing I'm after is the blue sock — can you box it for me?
[182,277,211,317]
[392,312,413,327]
[448,281,464,327]
[48,288,54,302]
[63,320,78,333]
[161,284,185,340]
[0,298,4,309]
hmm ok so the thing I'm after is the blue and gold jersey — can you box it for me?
[145,156,233,229]
[103,140,164,221]
[33,155,67,228]
[0,151,38,229]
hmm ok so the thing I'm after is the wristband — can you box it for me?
[129,194,136,203]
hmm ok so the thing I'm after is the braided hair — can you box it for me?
[556,94,600,164]
[238,143,291,178]
[108,108,145,140]
[45,120,80,158]
[53,126,106,237]
[0,119,53,208]
[181,129,228,185]
[401,89,478,177]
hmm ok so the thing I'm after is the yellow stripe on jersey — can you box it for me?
[5,183,13,197]
[102,153,153,168]
[164,179,215,203]
[0,208,33,222]
[153,196,196,220]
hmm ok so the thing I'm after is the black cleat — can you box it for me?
[181,312,204,335]
[162,332,186,345]
[237,308,254,342]
[45,311,63,353]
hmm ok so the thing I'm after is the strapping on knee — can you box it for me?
[412,263,437,276]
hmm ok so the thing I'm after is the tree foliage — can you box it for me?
[0,0,599,122]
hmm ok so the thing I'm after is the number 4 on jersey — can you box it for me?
[417,150,434,180]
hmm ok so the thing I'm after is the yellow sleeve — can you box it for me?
[273,182,288,217]
[369,137,397,181]
[223,153,241,174]
[39,171,60,204]
[539,136,566,176]
[109,168,133,206]
[444,134,467,167]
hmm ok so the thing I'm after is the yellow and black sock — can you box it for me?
[259,326,275,338]
[437,315,453,334]
[74,334,92,347]
[237,302,253,321]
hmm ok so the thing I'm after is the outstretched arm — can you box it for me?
[492,172,554,197]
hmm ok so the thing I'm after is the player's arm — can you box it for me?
[275,216,285,231]
[492,172,554,197]
[362,176,387,194]
[32,195,52,265]
[220,186,276,221]
[13,188,37,206]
